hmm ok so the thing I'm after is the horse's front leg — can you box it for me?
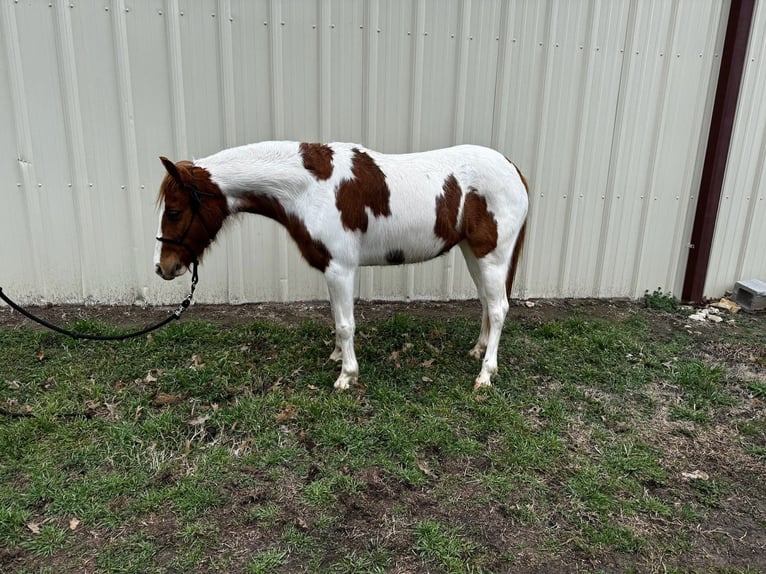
[325,263,358,390]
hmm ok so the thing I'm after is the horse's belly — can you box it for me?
[358,216,447,266]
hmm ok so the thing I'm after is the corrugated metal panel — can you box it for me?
[0,0,733,305]
[706,0,766,298]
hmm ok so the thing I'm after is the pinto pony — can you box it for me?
[154,142,528,390]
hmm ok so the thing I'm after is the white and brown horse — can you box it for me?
[154,142,528,390]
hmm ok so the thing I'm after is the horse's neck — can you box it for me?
[196,142,309,214]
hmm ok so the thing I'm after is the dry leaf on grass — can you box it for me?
[152,393,186,407]
[681,470,710,481]
[275,404,298,423]
[187,414,210,427]
[416,458,437,478]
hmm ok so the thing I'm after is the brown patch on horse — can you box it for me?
[157,159,229,265]
[462,189,498,259]
[335,148,391,232]
[236,194,332,272]
[434,173,463,252]
[300,142,334,180]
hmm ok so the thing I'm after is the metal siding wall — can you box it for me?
[0,0,733,305]
[706,0,766,298]
[598,0,727,299]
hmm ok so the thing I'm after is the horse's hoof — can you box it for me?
[473,375,492,391]
[334,373,356,391]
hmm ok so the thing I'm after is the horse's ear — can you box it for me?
[160,156,182,183]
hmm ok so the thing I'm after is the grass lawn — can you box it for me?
[0,298,764,573]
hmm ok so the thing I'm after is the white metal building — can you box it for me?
[1,0,763,305]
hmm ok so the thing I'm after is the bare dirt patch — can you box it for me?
[0,297,637,330]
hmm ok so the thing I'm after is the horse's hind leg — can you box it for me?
[460,243,490,360]
[461,244,510,389]
[474,260,509,389]
[325,263,358,390]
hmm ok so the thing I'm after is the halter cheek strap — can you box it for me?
[156,217,200,264]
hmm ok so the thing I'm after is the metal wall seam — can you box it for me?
[405,0,426,300]
[490,0,509,153]
[628,1,677,299]
[110,0,146,301]
[358,0,380,300]
[164,0,188,160]
[318,0,332,142]
[599,0,671,297]
[53,0,91,299]
[454,0,471,144]
[216,0,244,302]
[594,0,636,298]
[1,0,47,301]
[493,1,540,300]
[218,0,237,148]
[443,0,473,300]
[525,0,554,297]
[268,0,290,300]
[557,0,595,297]
[489,0,524,299]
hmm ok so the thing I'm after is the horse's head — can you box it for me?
[154,157,228,280]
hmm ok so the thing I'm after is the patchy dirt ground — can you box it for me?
[0,297,638,331]
[2,298,764,572]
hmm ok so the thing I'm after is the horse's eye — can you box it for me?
[165,210,182,222]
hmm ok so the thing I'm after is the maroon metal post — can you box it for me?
[682,0,756,303]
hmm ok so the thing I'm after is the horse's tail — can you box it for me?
[506,163,529,298]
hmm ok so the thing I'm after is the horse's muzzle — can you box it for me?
[155,262,187,280]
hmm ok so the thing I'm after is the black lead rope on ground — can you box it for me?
[0,262,199,341]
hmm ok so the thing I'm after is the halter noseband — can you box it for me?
[156,183,218,264]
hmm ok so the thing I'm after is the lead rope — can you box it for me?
[0,261,199,341]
